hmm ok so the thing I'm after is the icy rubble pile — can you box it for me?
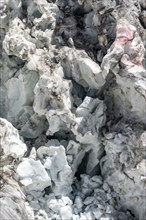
[0,0,146,220]
[1,118,138,220]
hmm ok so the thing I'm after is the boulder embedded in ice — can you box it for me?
[0,118,27,160]
[77,58,105,89]
[70,97,106,174]
[32,66,74,136]
[46,109,73,136]
[33,70,72,121]
[61,48,105,90]
[73,97,106,141]
[75,96,105,118]
[17,158,51,192]
[37,144,73,195]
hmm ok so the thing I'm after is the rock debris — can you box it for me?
[0,0,146,220]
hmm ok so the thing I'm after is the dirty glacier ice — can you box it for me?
[0,0,146,220]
